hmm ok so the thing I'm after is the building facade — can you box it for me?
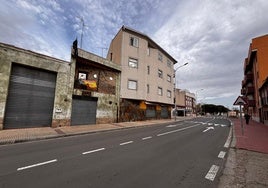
[241,34,268,124]
[0,43,74,129]
[71,45,121,125]
[0,42,121,130]
[175,89,196,116]
[107,26,177,121]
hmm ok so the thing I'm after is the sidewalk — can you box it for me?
[219,118,268,188]
[233,117,268,154]
[0,117,191,145]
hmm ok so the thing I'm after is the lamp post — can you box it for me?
[174,62,188,121]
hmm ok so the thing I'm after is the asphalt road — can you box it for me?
[0,116,232,188]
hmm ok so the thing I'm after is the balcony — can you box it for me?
[247,99,256,107]
[241,88,246,95]
[242,80,246,87]
[245,73,254,84]
[246,86,255,95]
[244,58,249,73]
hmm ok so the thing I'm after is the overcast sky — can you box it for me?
[1,0,268,109]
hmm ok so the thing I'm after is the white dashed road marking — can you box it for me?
[142,136,152,140]
[224,127,232,148]
[166,124,177,128]
[82,148,105,155]
[120,141,134,146]
[205,165,219,181]
[218,151,226,159]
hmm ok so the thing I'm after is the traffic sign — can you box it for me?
[233,96,246,135]
[233,96,247,105]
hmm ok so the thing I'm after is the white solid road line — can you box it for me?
[142,136,152,140]
[17,159,57,171]
[205,165,219,181]
[119,141,134,146]
[157,124,200,137]
[218,151,226,159]
[82,148,105,155]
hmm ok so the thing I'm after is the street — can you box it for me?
[0,117,231,188]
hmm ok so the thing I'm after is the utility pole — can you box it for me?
[98,47,108,57]
[174,62,189,121]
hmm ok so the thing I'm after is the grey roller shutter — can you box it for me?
[71,96,97,125]
[146,105,156,118]
[161,106,169,118]
[4,64,56,129]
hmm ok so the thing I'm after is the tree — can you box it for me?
[201,104,229,115]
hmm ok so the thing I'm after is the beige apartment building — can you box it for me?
[175,89,196,116]
[107,26,177,121]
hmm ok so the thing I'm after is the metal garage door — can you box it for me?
[4,64,56,129]
[161,106,169,118]
[146,105,156,118]
[71,96,97,125]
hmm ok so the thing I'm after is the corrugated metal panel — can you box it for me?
[71,96,97,125]
[4,64,56,129]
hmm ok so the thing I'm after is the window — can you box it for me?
[158,69,163,78]
[158,52,163,62]
[167,90,171,98]
[128,80,137,90]
[167,59,172,68]
[128,58,138,68]
[147,84,150,93]
[167,74,171,82]
[147,48,150,56]
[147,66,150,75]
[130,36,139,47]
[158,87,163,96]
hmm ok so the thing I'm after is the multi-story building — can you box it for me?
[71,43,121,125]
[107,26,177,121]
[0,41,121,130]
[175,89,196,116]
[241,34,268,124]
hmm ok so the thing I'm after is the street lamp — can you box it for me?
[174,62,188,121]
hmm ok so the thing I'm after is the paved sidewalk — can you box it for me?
[0,117,191,145]
[233,117,268,154]
[219,118,268,188]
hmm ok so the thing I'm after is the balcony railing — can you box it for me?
[247,99,256,107]
[241,88,246,95]
[245,73,253,84]
[242,80,246,87]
